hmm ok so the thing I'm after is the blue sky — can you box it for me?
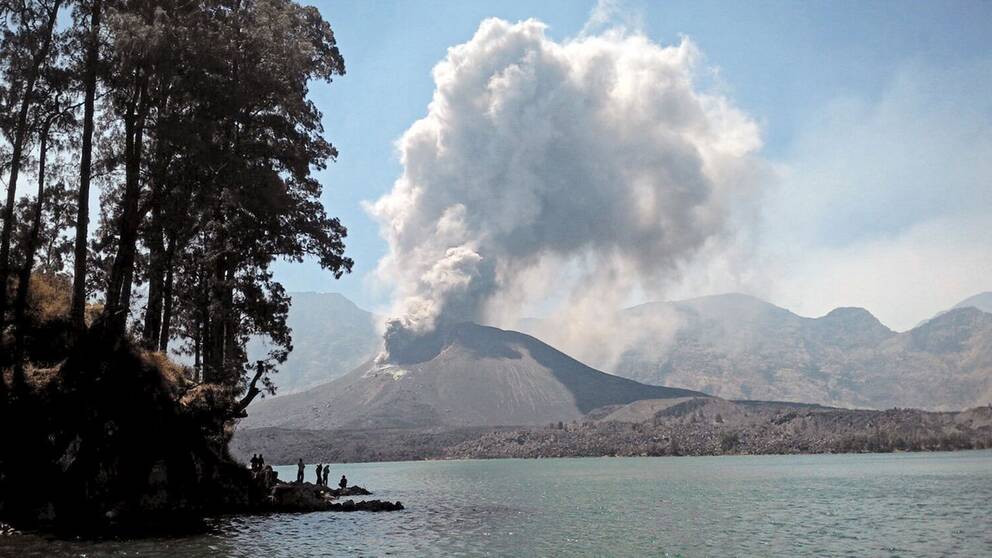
[278,1,992,330]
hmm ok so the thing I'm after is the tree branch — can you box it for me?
[232,362,265,418]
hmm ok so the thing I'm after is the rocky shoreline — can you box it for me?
[0,325,403,537]
[234,398,992,463]
[254,469,403,513]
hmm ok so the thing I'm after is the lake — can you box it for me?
[3,451,991,556]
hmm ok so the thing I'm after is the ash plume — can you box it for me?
[368,18,765,363]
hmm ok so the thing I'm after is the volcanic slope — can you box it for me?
[241,322,704,430]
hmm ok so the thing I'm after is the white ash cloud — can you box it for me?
[367,18,765,362]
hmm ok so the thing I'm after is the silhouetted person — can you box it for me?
[315,463,323,485]
[259,454,265,469]
[320,465,328,486]
[297,459,305,484]
[339,474,347,489]
[250,454,258,471]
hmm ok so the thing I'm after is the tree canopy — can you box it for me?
[0,0,352,414]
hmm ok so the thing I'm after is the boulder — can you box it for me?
[260,480,402,513]
[330,485,372,497]
[328,499,404,512]
[268,483,335,512]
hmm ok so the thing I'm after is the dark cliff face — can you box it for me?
[241,322,704,431]
[0,327,252,534]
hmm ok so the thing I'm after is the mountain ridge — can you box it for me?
[241,322,704,430]
[261,290,992,411]
[605,296,992,410]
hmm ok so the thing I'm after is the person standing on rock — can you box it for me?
[297,459,305,484]
[315,463,323,485]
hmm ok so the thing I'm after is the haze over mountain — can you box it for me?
[259,291,992,412]
[916,292,992,327]
[951,292,992,314]
[601,294,992,411]
[246,292,380,394]
[241,322,703,430]
[954,291,992,314]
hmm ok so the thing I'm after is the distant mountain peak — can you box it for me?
[823,306,872,317]
[819,306,890,330]
[675,292,778,307]
[917,291,992,328]
[952,292,992,313]
[922,305,992,327]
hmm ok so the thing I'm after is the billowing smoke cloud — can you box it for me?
[368,18,764,363]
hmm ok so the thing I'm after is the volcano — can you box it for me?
[240,322,704,430]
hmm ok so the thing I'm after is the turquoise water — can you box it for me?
[3,451,991,556]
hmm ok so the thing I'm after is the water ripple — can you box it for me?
[2,451,992,556]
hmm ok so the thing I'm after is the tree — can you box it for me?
[2,0,353,421]
[12,52,75,369]
[0,0,63,331]
[100,0,157,335]
[69,0,101,332]
[190,0,352,412]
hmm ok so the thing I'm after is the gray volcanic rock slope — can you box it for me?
[246,292,381,395]
[610,294,992,411]
[241,323,703,430]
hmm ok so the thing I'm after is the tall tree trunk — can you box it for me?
[206,253,227,383]
[223,262,238,379]
[195,268,211,382]
[0,0,61,332]
[105,72,149,335]
[71,0,102,332]
[193,316,202,382]
[11,121,52,383]
[14,126,52,320]
[142,217,165,346]
[141,133,171,347]
[157,233,176,351]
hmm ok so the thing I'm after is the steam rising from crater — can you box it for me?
[368,18,765,363]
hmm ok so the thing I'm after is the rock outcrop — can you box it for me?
[0,324,401,536]
[0,324,256,535]
[330,499,404,512]
[260,480,400,513]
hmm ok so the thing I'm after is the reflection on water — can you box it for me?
[3,450,992,557]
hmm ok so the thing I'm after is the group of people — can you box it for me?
[249,454,267,471]
[296,458,347,489]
